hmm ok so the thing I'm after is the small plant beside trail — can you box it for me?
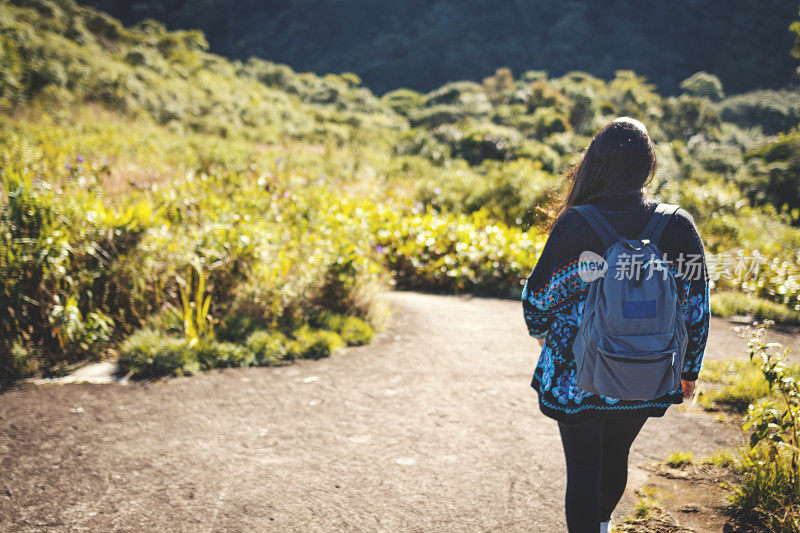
[174,263,215,346]
[728,320,800,532]
[665,452,693,468]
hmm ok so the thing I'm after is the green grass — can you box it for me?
[729,444,800,532]
[665,451,693,468]
[711,291,800,325]
[700,450,739,469]
[632,497,659,519]
[699,360,800,413]
[118,321,364,378]
[700,360,775,412]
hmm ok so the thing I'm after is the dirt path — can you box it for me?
[0,292,757,532]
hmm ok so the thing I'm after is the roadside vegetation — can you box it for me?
[651,321,800,532]
[3,0,800,381]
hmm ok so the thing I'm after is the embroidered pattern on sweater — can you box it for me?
[522,256,710,417]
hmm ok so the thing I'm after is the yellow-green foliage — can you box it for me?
[374,208,543,296]
[0,109,548,379]
[699,359,800,413]
[723,322,800,532]
[314,311,374,346]
[700,450,738,469]
[4,0,800,380]
[632,497,659,519]
[118,328,198,378]
[665,451,693,468]
[711,291,800,324]
[291,325,346,359]
[245,330,291,364]
[729,444,800,532]
[699,360,773,412]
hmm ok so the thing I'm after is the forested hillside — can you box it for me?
[2,0,800,383]
[80,0,799,95]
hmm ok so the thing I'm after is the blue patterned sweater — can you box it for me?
[522,192,711,422]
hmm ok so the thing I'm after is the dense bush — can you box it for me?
[313,311,375,346]
[679,71,725,101]
[744,130,800,213]
[720,90,800,135]
[0,142,152,379]
[118,328,196,378]
[373,208,543,297]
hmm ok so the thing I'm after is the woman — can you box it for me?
[521,117,710,533]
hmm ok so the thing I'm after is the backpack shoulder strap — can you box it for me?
[638,203,681,244]
[570,204,623,249]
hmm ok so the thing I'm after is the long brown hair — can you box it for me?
[547,117,657,230]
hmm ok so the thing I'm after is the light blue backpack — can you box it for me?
[571,203,688,401]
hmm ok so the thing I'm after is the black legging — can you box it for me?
[557,415,648,533]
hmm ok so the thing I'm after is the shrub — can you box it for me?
[744,130,800,213]
[195,341,255,369]
[526,79,570,112]
[314,311,374,346]
[339,317,375,346]
[395,129,450,164]
[6,342,40,379]
[381,88,425,116]
[456,126,521,164]
[291,325,345,359]
[679,71,725,101]
[118,328,197,378]
[425,81,483,106]
[245,330,290,364]
[660,94,721,139]
[720,90,800,134]
[528,106,570,138]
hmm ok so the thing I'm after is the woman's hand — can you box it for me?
[537,337,545,348]
[681,379,696,399]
